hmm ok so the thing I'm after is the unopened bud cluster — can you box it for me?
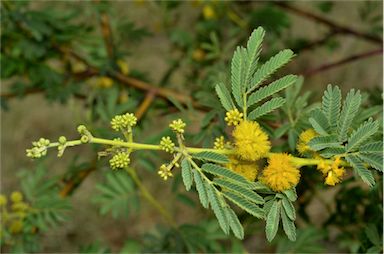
[109,152,131,170]
[213,136,231,150]
[111,113,137,131]
[57,136,67,157]
[225,109,243,126]
[160,136,175,153]
[0,191,30,234]
[26,138,50,158]
[158,164,173,180]
[169,119,186,134]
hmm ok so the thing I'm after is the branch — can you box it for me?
[302,48,383,77]
[99,13,115,61]
[291,30,337,53]
[275,2,383,45]
[135,91,156,120]
[0,88,86,100]
[60,163,97,197]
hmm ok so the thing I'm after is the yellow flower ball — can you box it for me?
[97,76,114,88]
[320,156,345,186]
[261,153,300,192]
[232,121,271,161]
[192,48,206,62]
[10,191,23,203]
[297,129,318,155]
[227,157,259,182]
[325,167,345,186]
[203,5,216,20]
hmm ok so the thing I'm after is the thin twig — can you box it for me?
[0,88,86,100]
[59,161,97,197]
[135,91,156,120]
[292,30,337,53]
[99,13,115,61]
[275,2,382,45]
[302,48,383,77]
[127,167,177,227]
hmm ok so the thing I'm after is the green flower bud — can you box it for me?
[109,152,130,170]
[158,164,173,180]
[169,119,186,134]
[77,125,87,134]
[160,136,175,153]
[58,136,67,144]
[123,113,137,127]
[111,113,138,131]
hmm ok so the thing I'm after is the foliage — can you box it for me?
[1,1,382,253]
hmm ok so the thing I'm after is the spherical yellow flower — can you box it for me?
[203,5,216,20]
[297,129,318,155]
[10,191,23,203]
[227,157,259,182]
[192,48,206,62]
[97,76,114,88]
[232,121,271,161]
[261,153,300,192]
[318,156,345,186]
[325,167,345,186]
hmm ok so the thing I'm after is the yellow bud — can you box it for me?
[9,220,23,234]
[97,77,114,88]
[71,61,87,73]
[0,194,7,206]
[192,48,205,62]
[117,60,130,75]
[203,5,216,20]
[10,191,23,203]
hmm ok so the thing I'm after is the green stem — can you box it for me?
[126,167,177,228]
[242,93,247,120]
[47,137,349,168]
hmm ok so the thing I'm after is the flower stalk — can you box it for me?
[39,135,348,168]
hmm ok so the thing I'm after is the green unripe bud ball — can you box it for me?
[77,125,87,134]
[58,136,67,144]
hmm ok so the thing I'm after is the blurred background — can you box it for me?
[1,1,383,253]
